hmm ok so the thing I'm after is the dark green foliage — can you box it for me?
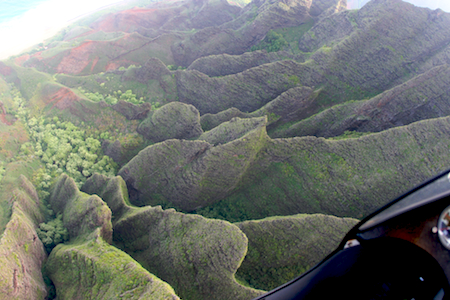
[43,273,56,300]
[36,214,69,253]
[235,215,358,290]
[251,30,288,53]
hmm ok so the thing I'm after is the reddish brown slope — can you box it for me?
[92,8,175,32]
[28,33,155,75]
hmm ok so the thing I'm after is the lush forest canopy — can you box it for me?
[1,0,450,299]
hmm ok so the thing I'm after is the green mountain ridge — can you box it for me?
[1,0,450,298]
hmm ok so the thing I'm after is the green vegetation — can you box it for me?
[235,214,358,290]
[137,102,203,142]
[0,163,5,182]
[251,30,288,52]
[45,174,180,299]
[0,175,48,299]
[26,116,117,190]
[82,174,264,300]
[78,87,144,105]
[274,20,315,54]
[330,130,373,140]
[36,214,69,253]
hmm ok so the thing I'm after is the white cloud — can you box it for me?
[404,0,450,12]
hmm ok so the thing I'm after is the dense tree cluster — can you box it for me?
[23,116,117,192]
[7,85,117,198]
[78,87,144,105]
[251,30,288,52]
[36,214,69,253]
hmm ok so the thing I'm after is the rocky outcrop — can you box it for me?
[131,58,172,83]
[81,174,265,300]
[236,214,358,290]
[137,102,203,142]
[48,174,112,242]
[46,174,180,299]
[198,86,317,132]
[101,133,146,167]
[188,0,242,29]
[111,101,151,120]
[119,120,269,210]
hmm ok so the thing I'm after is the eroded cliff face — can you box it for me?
[45,174,181,300]
[81,174,264,300]
[0,175,47,299]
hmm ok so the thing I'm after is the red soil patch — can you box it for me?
[51,30,148,74]
[92,8,169,33]
[0,114,12,126]
[90,57,100,73]
[0,62,13,76]
[68,29,96,41]
[105,59,135,71]
[45,87,81,110]
[56,41,97,74]
[31,51,44,61]
[14,55,31,66]
[55,34,143,74]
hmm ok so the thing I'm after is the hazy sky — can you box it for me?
[1,0,449,60]
[404,0,450,12]
[0,0,123,59]
[350,0,450,11]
